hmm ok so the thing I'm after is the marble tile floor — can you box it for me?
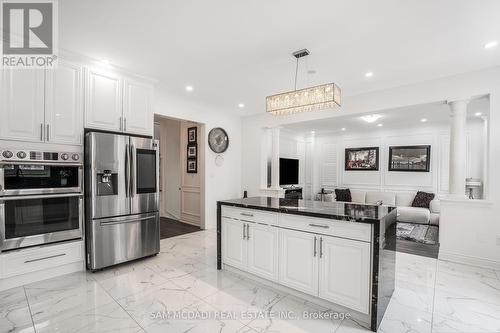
[1,230,500,333]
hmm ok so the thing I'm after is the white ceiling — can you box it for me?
[59,0,500,116]
[282,97,490,136]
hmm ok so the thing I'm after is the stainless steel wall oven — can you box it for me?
[0,149,83,251]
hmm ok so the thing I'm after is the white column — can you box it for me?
[270,127,281,190]
[260,128,272,189]
[448,99,468,198]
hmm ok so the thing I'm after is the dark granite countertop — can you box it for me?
[218,197,396,224]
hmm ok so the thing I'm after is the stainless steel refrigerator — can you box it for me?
[85,131,160,270]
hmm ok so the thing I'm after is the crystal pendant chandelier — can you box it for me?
[266,49,341,116]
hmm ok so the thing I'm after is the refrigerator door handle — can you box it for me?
[99,215,155,226]
[130,144,135,198]
[125,143,130,198]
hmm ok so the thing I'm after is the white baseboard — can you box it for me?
[162,210,180,220]
[179,218,201,227]
[439,251,500,270]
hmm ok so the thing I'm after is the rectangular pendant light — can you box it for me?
[266,83,341,116]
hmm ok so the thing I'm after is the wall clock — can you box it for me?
[208,127,229,153]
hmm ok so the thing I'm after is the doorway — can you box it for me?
[154,115,205,239]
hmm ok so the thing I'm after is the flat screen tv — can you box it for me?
[279,158,299,185]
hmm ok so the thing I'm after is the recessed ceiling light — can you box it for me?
[475,112,483,117]
[238,103,245,108]
[361,114,382,123]
[341,128,346,131]
[365,72,374,78]
[484,41,498,49]
[377,123,383,127]
[311,130,316,135]
[185,85,193,92]
[421,118,428,123]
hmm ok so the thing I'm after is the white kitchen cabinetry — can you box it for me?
[123,79,153,135]
[45,61,84,145]
[319,235,371,314]
[85,67,123,132]
[222,217,247,270]
[0,63,84,145]
[247,222,279,282]
[85,68,154,136]
[0,69,45,142]
[222,218,279,281]
[279,228,318,295]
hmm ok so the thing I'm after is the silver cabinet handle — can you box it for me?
[246,224,250,240]
[40,123,44,141]
[119,117,123,131]
[46,124,50,141]
[313,236,317,257]
[319,237,323,258]
[25,253,65,263]
[124,117,127,132]
[240,212,254,217]
[309,223,329,229]
[242,223,246,240]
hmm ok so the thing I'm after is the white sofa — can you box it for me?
[328,189,440,226]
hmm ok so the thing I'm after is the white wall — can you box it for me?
[315,125,448,195]
[242,66,500,269]
[154,88,242,230]
[293,121,486,199]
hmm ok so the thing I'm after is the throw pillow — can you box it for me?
[411,191,435,208]
[335,189,352,202]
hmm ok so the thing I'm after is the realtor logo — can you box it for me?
[1,0,58,68]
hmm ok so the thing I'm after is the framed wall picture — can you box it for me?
[188,126,197,143]
[388,145,431,172]
[345,147,379,171]
[187,144,197,158]
[187,158,197,173]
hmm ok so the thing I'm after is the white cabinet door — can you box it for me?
[319,236,371,314]
[222,218,247,270]
[0,69,45,142]
[45,61,83,145]
[85,68,122,132]
[123,79,153,136]
[247,223,278,282]
[279,228,318,296]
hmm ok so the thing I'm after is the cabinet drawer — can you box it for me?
[221,206,278,226]
[1,241,83,279]
[279,214,372,242]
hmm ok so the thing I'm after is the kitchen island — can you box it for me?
[217,197,397,332]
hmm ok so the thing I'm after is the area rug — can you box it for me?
[396,223,439,245]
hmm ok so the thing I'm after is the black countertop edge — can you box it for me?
[218,200,395,224]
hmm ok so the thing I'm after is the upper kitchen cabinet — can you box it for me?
[0,69,45,142]
[85,67,123,132]
[123,79,154,136]
[45,61,84,145]
[85,68,155,136]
